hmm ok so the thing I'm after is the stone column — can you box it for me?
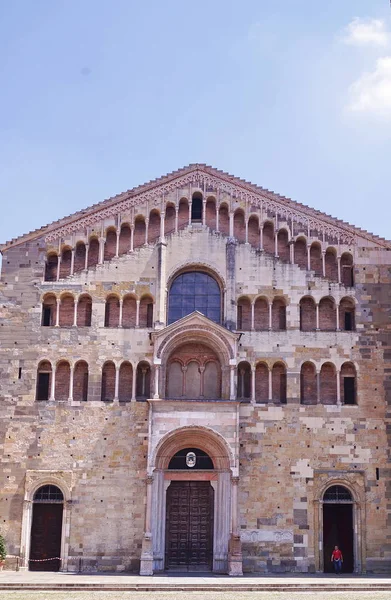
[245,218,248,244]
[156,241,167,326]
[274,232,278,257]
[229,213,234,237]
[336,303,340,331]
[337,256,341,283]
[316,372,320,404]
[55,298,60,327]
[251,303,255,331]
[115,230,120,257]
[268,302,273,330]
[175,207,179,233]
[68,365,74,403]
[322,251,326,277]
[160,212,165,241]
[228,476,243,576]
[307,245,311,271]
[259,224,263,251]
[216,205,220,232]
[84,244,89,270]
[56,256,62,281]
[50,368,56,401]
[131,367,136,402]
[316,303,320,330]
[188,201,192,226]
[230,364,235,400]
[154,365,160,399]
[19,499,33,570]
[290,241,294,264]
[251,366,256,404]
[337,370,341,405]
[145,219,149,245]
[136,300,140,327]
[114,365,120,402]
[268,368,272,402]
[130,225,134,252]
[98,238,105,264]
[202,200,206,226]
[73,300,78,327]
[119,299,123,327]
[70,249,75,275]
[140,475,154,575]
[182,366,188,397]
[199,365,205,398]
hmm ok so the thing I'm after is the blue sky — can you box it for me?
[1,0,390,246]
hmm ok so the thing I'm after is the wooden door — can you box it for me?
[29,503,63,571]
[165,481,214,571]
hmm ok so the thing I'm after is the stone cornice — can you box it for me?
[1,164,390,251]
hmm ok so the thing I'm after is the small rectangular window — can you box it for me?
[42,307,52,327]
[147,303,153,328]
[104,304,110,327]
[18,367,22,379]
[344,377,356,405]
[37,373,50,401]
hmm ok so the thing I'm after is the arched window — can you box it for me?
[73,361,88,401]
[248,215,259,249]
[165,205,176,236]
[272,298,286,331]
[134,217,146,248]
[233,210,245,243]
[122,294,137,328]
[36,361,52,401]
[254,297,269,331]
[277,230,290,262]
[218,204,229,235]
[136,361,151,400]
[319,297,336,331]
[119,224,131,255]
[178,198,189,229]
[42,294,56,327]
[77,295,92,327]
[104,295,120,328]
[300,362,317,405]
[55,361,70,401]
[34,485,64,502]
[45,254,58,282]
[59,295,74,327]
[320,363,337,405]
[237,361,251,401]
[87,238,99,268]
[339,298,355,331]
[191,192,203,222]
[300,297,316,331]
[310,243,322,276]
[101,361,116,401]
[74,242,86,273]
[148,210,161,244]
[325,248,338,281]
[341,253,354,287]
[59,248,72,279]
[237,297,251,330]
[104,228,117,261]
[294,238,307,269]
[272,362,287,403]
[139,295,153,328]
[323,485,352,502]
[168,448,214,470]
[205,198,216,229]
[255,363,269,402]
[168,271,221,325]
[263,222,274,254]
[119,362,133,402]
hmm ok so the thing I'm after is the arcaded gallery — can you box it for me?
[0,164,390,574]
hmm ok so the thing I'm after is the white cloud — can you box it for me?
[342,17,390,47]
[347,56,391,117]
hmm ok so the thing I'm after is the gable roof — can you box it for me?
[1,163,390,251]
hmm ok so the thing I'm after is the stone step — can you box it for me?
[1,583,391,591]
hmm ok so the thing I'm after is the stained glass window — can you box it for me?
[168,272,221,324]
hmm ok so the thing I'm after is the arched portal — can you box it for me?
[143,426,240,575]
[165,447,215,571]
[322,485,354,573]
[29,485,64,571]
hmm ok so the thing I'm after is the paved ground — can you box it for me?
[1,593,391,600]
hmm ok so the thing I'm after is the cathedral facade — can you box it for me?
[0,164,390,574]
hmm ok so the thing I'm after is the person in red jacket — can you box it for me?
[331,545,343,574]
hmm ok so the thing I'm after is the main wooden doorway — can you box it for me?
[165,481,214,571]
[29,485,64,572]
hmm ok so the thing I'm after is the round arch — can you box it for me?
[153,425,234,471]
